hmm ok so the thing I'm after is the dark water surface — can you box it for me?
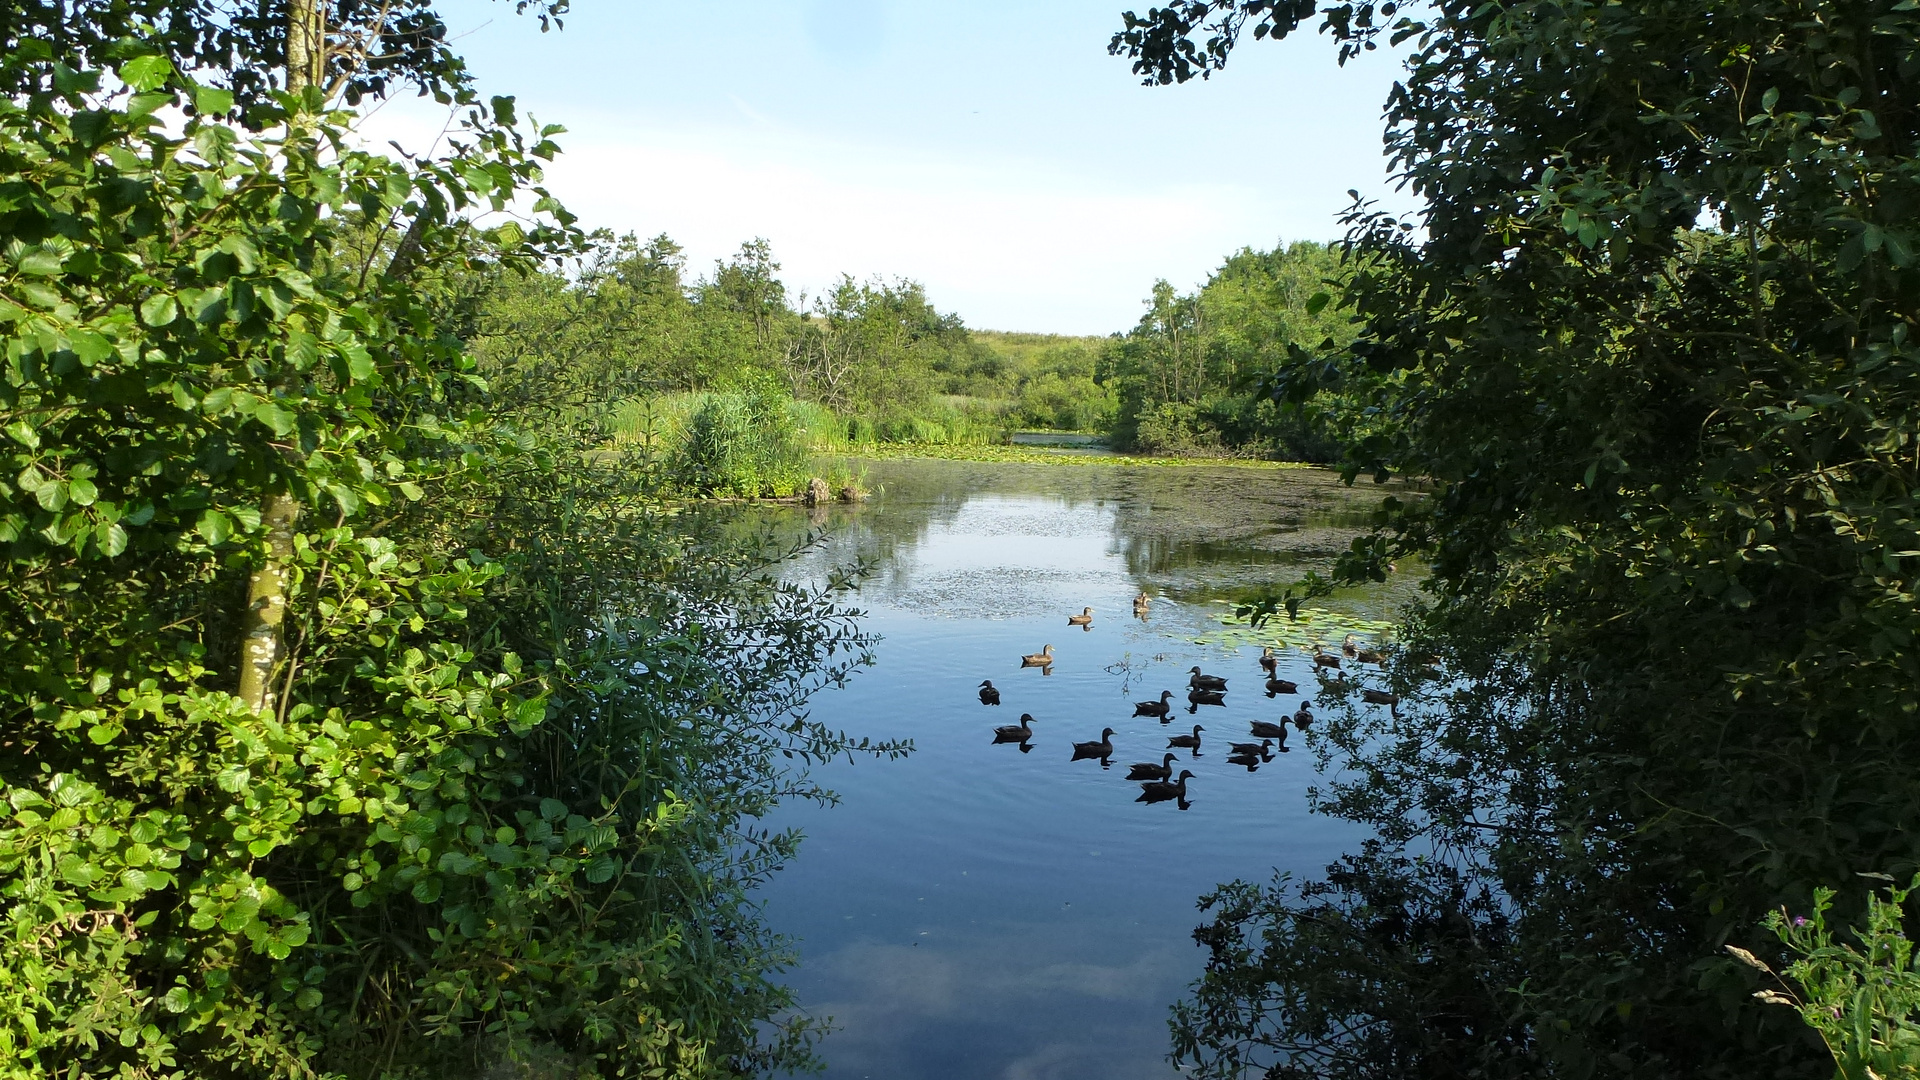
[756,458,1404,1080]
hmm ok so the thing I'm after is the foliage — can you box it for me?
[845,442,1317,468]
[1103,243,1355,458]
[0,0,569,118]
[1742,874,1920,1080]
[1113,0,1920,1076]
[470,236,1136,452]
[673,384,813,497]
[0,20,899,1080]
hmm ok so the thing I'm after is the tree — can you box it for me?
[0,6,901,1079]
[1114,1,1920,1076]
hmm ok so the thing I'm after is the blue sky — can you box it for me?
[363,0,1409,334]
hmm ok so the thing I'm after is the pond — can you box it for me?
[755,457,1412,1080]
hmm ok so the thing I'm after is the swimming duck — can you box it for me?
[1133,591,1151,613]
[1227,738,1274,758]
[1071,727,1116,761]
[1187,667,1228,691]
[1258,647,1278,676]
[1313,651,1343,670]
[1225,752,1263,771]
[992,713,1036,740]
[1187,688,1226,708]
[1125,753,1177,781]
[1133,690,1174,719]
[1292,701,1315,728]
[1264,675,1299,696]
[1021,645,1055,667]
[1361,688,1401,715]
[1343,634,1388,665]
[1067,607,1094,627]
[1248,718,1288,739]
[1167,724,1205,750]
[1136,770,1194,803]
[978,680,1001,706]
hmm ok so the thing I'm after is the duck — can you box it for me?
[1291,701,1315,728]
[1344,633,1388,665]
[1133,690,1174,719]
[1361,688,1401,715]
[1264,675,1299,696]
[1067,607,1094,627]
[1227,738,1274,758]
[1187,687,1226,708]
[1133,591,1152,615]
[1313,651,1343,670]
[1070,727,1115,761]
[992,713,1036,740]
[1136,770,1194,804]
[1167,724,1205,750]
[977,680,1001,706]
[1258,646,1279,676]
[1125,753,1177,781]
[1020,644,1055,667]
[1248,718,1288,739]
[1225,752,1263,771]
[1187,666,1228,691]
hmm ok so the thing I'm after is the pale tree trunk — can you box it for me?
[239,0,323,713]
[285,0,325,95]
[238,495,299,713]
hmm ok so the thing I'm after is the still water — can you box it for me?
[756,458,1404,1080]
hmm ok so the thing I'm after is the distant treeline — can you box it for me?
[466,232,1356,473]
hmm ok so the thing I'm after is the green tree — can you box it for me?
[0,8,898,1080]
[1105,242,1351,457]
[1115,0,1920,1076]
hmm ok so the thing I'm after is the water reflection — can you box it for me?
[751,458,1402,1080]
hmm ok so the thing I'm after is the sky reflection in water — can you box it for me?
[758,459,1400,1080]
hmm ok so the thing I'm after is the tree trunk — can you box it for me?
[285,0,325,93]
[238,494,299,713]
[239,1,321,712]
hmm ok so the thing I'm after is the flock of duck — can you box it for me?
[973,597,1404,811]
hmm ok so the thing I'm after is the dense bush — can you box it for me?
[1115,0,1920,1076]
[674,387,812,497]
[0,20,898,1080]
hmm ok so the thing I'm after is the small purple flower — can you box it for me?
[1793,917,1809,927]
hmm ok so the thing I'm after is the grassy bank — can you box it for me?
[847,443,1320,469]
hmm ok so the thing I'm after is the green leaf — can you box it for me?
[67,477,97,506]
[1761,86,1780,112]
[4,421,40,449]
[196,509,233,546]
[192,85,234,116]
[139,294,179,327]
[119,55,174,92]
[15,247,63,276]
[68,330,114,365]
[33,481,67,512]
